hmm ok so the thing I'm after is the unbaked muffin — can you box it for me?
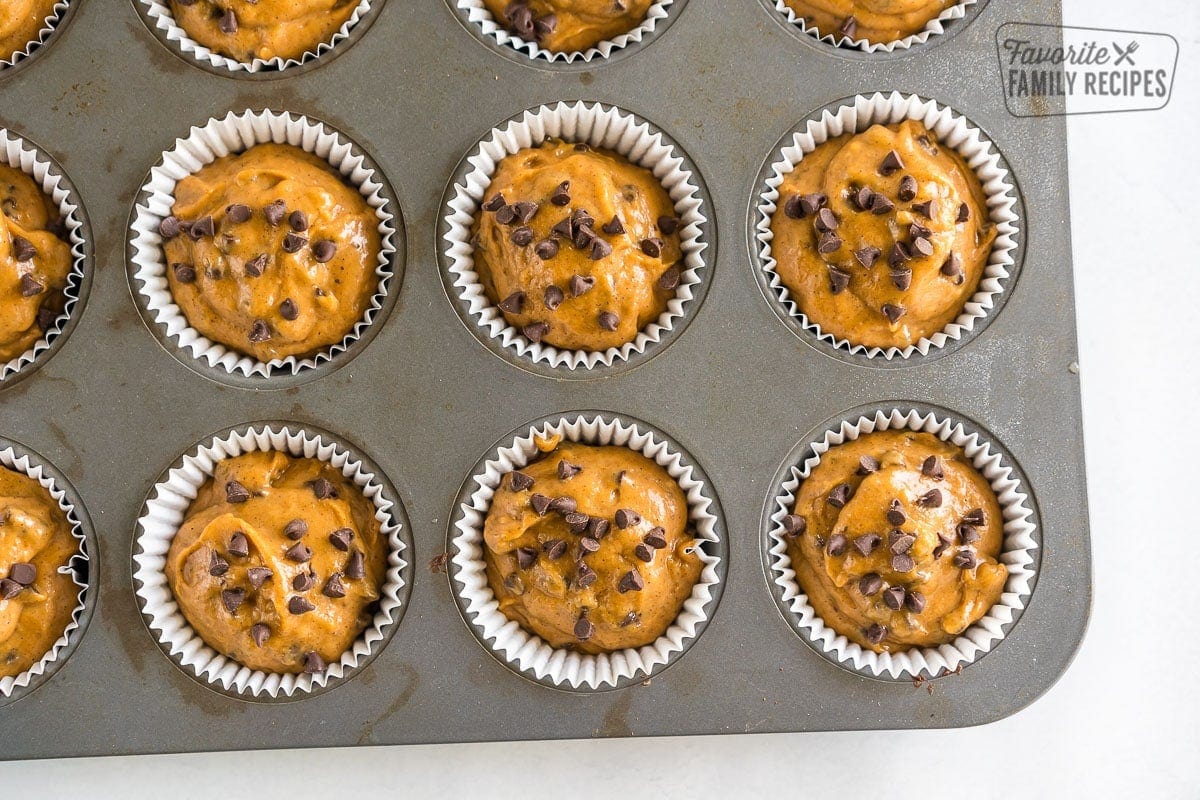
[168,0,360,63]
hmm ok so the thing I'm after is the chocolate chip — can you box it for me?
[218,8,237,33]
[957,203,970,223]
[891,553,915,572]
[783,194,805,219]
[531,493,552,516]
[826,534,848,556]
[815,207,839,233]
[511,226,534,247]
[323,573,347,599]
[853,533,881,556]
[853,186,875,211]
[601,215,625,235]
[574,562,597,589]
[513,201,539,223]
[888,242,910,270]
[912,199,938,219]
[569,274,595,297]
[543,539,567,560]
[917,488,943,508]
[225,204,251,224]
[963,508,985,526]
[574,614,594,640]
[279,298,299,321]
[910,222,932,241]
[879,151,904,176]
[578,536,601,555]
[225,480,251,504]
[0,579,22,599]
[618,569,645,593]
[172,263,196,284]
[640,237,663,258]
[7,563,34,586]
[839,14,857,38]
[545,497,574,517]
[228,531,250,558]
[220,588,245,614]
[282,232,307,253]
[589,237,613,260]
[644,527,667,549]
[288,596,316,615]
[615,508,641,529]
[534,239,559,260]
[248,319,272,343]
[250,623,270,647]
[556,459,581,480]
[934,533,953,559]
[634,543,654,563]
[483,194,507,212]
[882,586,905,610]
[953,549,978,569]
[159,216,183,239]
[503,573,525,595]
[494,205,518,225]
[312,240,337,263]
[285,210,308,233]
[957,523,981,544]
[286,542,313,563]
[905,590,927,613]
[18,274,43,297]
[507,2,534,36]
[345,549,365,579]
[886,499,906,526]
[889,532,916,554]
[247,567,272,589]
[208,552,229,577]
[582,517,607,540]
[550,181,571,206]
[827,483,852,508]
[911,236,934,258]
[310,477,338,500]
[525,320,550,344]
[292,570,316,591]
[498,291,525,314]
[534,12,557,37]
[35,305,56,332]
[781,514,807,537]
[188,216,215,239]
[864,623,888,645]
[658,215,679,235]
[891,267,912,291]
[509,471,534,492]
[817,232,842,254]
[828,265,851,294]
[858,572,883,596]
[854,246,881,268]
[516,547,538,569]
[592,311,619,333]
[857,455,880,475]
[898,175,918,202]
[565,512,590,534]
[921,456,944,480]
[881,303,906,324]
[940,252,962,278]
[328,527,354,551]
[263,200,286,226]
[657,265,681,291]
[800,193,827,216]
[871,194,895,215]
[550,216,574,239]
[244,253,268,277]
[301,651,327,675]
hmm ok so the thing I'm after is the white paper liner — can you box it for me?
[755,91,1020,361]
[138,0,373,73]
[0,445,90,698]
[0,1,68,70]
[457,0,672,63]
[443,101,708,371]
[773,0,976,53]
[0,128,88,384]
[450,413,722,690]
[766,408,1038,679]
[128,109,397,380]
[132,424,408,698]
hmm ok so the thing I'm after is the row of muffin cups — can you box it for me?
[2,92,1022,388]
[0,401,1038,706]
[2,0,988,77]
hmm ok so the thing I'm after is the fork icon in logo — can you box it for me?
[1113,40,1139,65]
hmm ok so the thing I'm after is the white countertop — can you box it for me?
[5,0,1199,794]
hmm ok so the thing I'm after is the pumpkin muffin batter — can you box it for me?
[782,0,957,44]
[0,0,58,62]
[165,451,387,674]
[1,164,71,364]
[483,0,654,52]
[484,438,702,654]
[474,140,681,352]
[161,143,381,363]
[0,466,81,679]
[783,430,1006,653]
[769,120,994,349]
[168,0,360,63]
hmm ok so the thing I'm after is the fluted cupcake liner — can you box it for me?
[772,0,976,53]
[138,0,374,74]
[128,109,398,382]
[456,0,673,63]
[0,127,89,385]
[450,412,723,690]
[754,91,1021,361]
[442,101,709,371]
[0,443,91,700]
[132,423,409,699]
[766,407,1038,679]
[0,1,69,71]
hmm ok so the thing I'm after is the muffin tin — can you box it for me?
[0,0,1090,759]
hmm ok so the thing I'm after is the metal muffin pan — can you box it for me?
[0,0,1090,759]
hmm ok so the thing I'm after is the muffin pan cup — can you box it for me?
[0,0,1089,759]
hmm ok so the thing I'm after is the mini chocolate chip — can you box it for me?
[828,265,851,294]
[557,459,581,480]
[303,651,327,673]
[209,552,230,577]
[173,263,197,284]
[188,216,215,239]
[226,204,252,224]
[887,499,906,526]
[248,319,272,343]
[288,595,315,615]
[498,291,526,314]
[535,239,559,260]
[549,495,577,514]
[889,533,916,554]
[564,512,590,534]
[0,579,22,599]
[523,321,551,343]
[543,539,567,560]
[286,542,313,563]
[826,534,848,556]
[511,226,534,247]
[494,205,518,225]
[516,547,538,569]
[854,246,881,268]
[891,267,912,291]
[865,623,888,644]
[578,536,600,554]
[827,483,852,508]
[250,623,270,647]
[953,549,979,569]
[287,210,309,233]
[530,494,552,516]
[839,14,857,37]
[910,222,932,240]
[345,549,365,579]
[940,252,963,279]
[815,207,839,232]
[537,285,563,312]
[598,311,619,332]
[590,238,614,261]
[905,590,927,613]
[569,274,595,297]
[574,614,594,640]
[323,573,347,599]
[279,298,299,321]
[615,508,641,529]
[911,236,934,257]
[921,456,944,480]
[898,175,918,202]
[800,193,827,216]
[503,573,525,595]
[858,572,883,596]
[958,523,981,544]
[658,215,679,235]
[601,215,625,235]
[853,186,875,211]
[513,201,539,223]
[221,588,245,614]
[657,265,681,291]
[263,200,286,226]
[36,305,56,332]
[644,527,667,549]
[534,12,557,36]
[882,586,905,610]
[328,528,354,551]
[857,455,880,475]
[159,216,183,239]
[550,216,574,239]
[218,8,237,33]
[853,533,881,556]
[282,232,307,253]
[292,571,316,592]
[957,203,970,223]
[244,253,268,277]
[550,181,571,206]
[312,240,337,263]
[871,193,895,215]
[574,562,597,589]
[247,567,272,589]
[888,242,910,269]
[933,533,953,559]
[817,232,842,254]
[781,514,807,537]
[917,488,943,508]
[879,151,904,176]
[881,303,906,324]
[483,194,507,212]
[509,471,534,492]
[587,517,610,539]
[19,274,43,297]
[226,480,251,504]
[912,199,938,219]
[310,477,338,500]
[783,194,805,219]
[228,531,250,558]
[618,569,645,593]
[963,508,985,526]
[891,553,915,572]
[640,237,663,258]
